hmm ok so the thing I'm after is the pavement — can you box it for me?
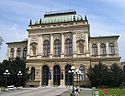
[0,87,92,96]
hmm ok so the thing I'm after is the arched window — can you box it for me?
[17,48,21,57]
[30,42,37,56]
[77,40,84,54]
[23,47,27,59]
[43,40,50,57]
[79,66,85,80]
[32,45,36,56]
[31,67,35,80]
[92,44,98,56]
[54,39,61,57]
[109,43,115,55]
[65,38,72,56]
[100,43,106,55]
[10,48,14,58]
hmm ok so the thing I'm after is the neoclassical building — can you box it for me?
[6,10,121,87]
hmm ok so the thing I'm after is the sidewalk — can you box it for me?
[60,88,92,96]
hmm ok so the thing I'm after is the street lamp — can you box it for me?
[17,71,22,87]
[3,69,10,88]
[68,66,75,95]
[68,66,83,96]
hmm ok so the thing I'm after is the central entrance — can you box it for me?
[53,65,60,86]
[65,64,73,85]
[42,65,49,86]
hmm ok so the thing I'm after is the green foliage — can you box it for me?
[88,62,123,87]
[0,57,27,87]
[109,63,123,87]
[99,88,125,96]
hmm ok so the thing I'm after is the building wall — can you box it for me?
[6,11,121,87]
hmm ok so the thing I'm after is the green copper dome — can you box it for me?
[34,11,84,25]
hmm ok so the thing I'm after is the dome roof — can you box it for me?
[34,10,84,24]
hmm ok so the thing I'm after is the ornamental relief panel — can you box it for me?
[64,33,72,41]
[76,32,86,41]
[30,35,38,44]
[53,34,61,41]
[42,34,50,41]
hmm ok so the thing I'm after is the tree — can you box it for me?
[88,61,109,87]
[0,57,27,87]
[109,63,123,87]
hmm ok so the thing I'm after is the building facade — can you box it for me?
[6,10,121,87]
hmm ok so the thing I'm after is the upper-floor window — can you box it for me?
[65,38,72,56]
[30,42,37,56]
[109,43,115,55]
[17,48,21,57]
[100,43,106,55]
[77,40,84,54]
[10,48,14,58]
[92,44,98,56]
[43,40,50,57]
[54,39,61,57]
[23,47,27,59]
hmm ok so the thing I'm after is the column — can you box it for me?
[61,33,64,58]
[106,42,109,57]
[38,35,43,59]
[98,42,100,58]
[115,41,119,56]
[60,67,65,86]
[27,37,31,59]
[14,47,17,58]
[50,34,53,58]
[73,32,77,57]
[48,67,53,86]
[85,33,89,57]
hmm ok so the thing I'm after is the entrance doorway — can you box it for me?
[53,65,60,86]
[65,65,73,85]
[42,65,49,86]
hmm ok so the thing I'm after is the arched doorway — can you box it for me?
[53,65,60,86]
[65,65,73,85]
[42,65,49,86]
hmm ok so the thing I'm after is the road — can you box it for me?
[0,87,70,96]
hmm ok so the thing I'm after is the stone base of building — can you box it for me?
[25,81,40,87]
[25,80,91,88]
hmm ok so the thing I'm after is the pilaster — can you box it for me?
[14,47,17,58]
[38,35,43,59]
[106,42,109,57]
[73,32,77,57]
[61,33,64,58]
[98,42,100,58]
[27,37,31,59]
[50,34,53,58]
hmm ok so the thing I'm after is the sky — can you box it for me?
[0,0,125,62]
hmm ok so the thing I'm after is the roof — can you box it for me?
[90,35,119,39]
[6,38,28,44]
[30,10,86,25]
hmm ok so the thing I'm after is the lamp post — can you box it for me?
[68,66,83,96]
[68,66,75,95]
[17,71,22,87]
[3,70,10,88]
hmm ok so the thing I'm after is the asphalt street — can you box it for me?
[0,87,92,96]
